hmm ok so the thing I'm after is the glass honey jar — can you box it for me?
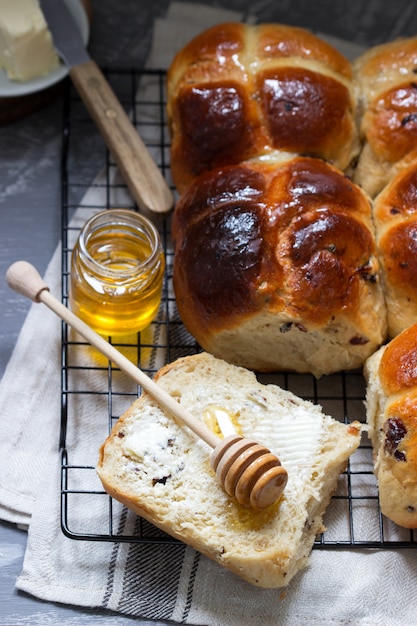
[69,209,165,336]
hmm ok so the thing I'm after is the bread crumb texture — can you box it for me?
[97,353,361,587]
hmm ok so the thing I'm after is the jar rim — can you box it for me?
[77,208,162,278]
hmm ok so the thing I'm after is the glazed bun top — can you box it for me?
[167,22,359,192]
[354,36,417,166]
[379,324,417,396]
[172,155,377,331]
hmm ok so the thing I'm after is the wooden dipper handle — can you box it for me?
[5,261,219,447]
[6,261,288,509]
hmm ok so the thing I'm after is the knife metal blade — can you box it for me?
[39,0,173,215]
[40,0,90,68]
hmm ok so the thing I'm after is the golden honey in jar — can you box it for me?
[69,209,165,336]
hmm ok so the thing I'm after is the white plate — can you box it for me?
[0,0,90,97]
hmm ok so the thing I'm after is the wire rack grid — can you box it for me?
[58,68,416,550]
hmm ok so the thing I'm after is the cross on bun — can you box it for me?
[373,160,417,338]
[171,155,387,377]
[364,324,417,528]
[167,22,360,193]
[353,36,417,198]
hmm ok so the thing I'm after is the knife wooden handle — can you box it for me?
[69,59,174,215]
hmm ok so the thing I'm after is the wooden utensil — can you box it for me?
[6,261,288,510]
[40,0,173,216]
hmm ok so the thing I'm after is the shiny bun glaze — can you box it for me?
[379,324,417,396]
[354,36,417,197]
[364,324,417,528]
[172,156,387,376]
[167,22,417,525]
[167,22,359,193]
[373,161,417,337]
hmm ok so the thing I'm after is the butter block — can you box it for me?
[0,0,60,82]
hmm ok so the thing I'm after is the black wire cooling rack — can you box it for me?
[58,68,417,550]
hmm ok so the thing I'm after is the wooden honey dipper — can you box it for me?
[6,261,288,510]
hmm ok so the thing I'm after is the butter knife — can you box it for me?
[40,0,173,215]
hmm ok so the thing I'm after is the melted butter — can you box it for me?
[203,405,243,437]
[124,389,328,525]
[202,405,282,530]
[123,419,183,481]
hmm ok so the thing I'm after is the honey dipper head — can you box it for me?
[210,434,288,510]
